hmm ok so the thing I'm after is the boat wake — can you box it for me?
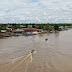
[9,50,37,72]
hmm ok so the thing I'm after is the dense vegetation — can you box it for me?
[0,24,72,31]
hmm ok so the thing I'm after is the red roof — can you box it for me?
[12,30,24,32]
[23,28,39,32]
[0,34,9,36]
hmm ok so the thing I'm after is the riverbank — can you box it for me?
[0,24,70,37]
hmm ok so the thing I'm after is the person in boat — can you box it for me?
[31,50,35,53]
[45,38,48,41]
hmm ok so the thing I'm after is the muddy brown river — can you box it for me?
[0,29,72,72]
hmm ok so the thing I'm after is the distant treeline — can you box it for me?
[0,23,72,26]
[0,23,72,31]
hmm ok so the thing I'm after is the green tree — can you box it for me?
[32,24,36,28]
[48,25,54,31]
[54,24,59,31]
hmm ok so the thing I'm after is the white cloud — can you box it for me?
[0,0,72,23]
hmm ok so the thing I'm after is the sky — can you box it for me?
[0,0,72,23]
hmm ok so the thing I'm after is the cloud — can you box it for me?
[0,0,72,23]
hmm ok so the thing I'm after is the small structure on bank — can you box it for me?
[12,29,24,36]
[0,30,10,37]
[23,28,39,36]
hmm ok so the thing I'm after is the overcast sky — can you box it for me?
[0,0,72,23]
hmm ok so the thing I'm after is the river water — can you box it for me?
[0,29,72,72]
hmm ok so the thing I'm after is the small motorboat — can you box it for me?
[45,38,48,41]
[31,50,35,53]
